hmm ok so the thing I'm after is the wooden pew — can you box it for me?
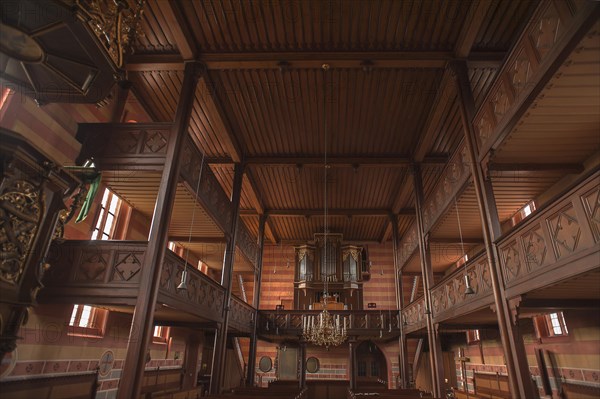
[349,386,435,399]
[0,371,99,399]
[139,367,184,398]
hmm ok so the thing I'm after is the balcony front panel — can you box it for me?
[499,172,600,299]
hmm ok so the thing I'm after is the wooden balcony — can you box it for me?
[403,171,600,333]
[498,172,600,299]
[257,310,401,340]
[229,296,255,335]
[42,240,225,324]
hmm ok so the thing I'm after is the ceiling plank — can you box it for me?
[245,156,447,167]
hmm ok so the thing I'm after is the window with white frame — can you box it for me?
[91,188,122,240]
[68,304,108,336]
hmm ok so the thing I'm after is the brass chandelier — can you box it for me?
[302,64,347,348]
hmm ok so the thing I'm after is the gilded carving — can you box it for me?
[476,110,494,144]
[547,204,581,259]
[0,180,42,285]
[491,86,510,120]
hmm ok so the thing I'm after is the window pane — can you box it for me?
[91,229,99,240]
[100,188,110,206]
[108,193,120,214]
[69,305,80,325]
[94,209,105,230]
[79,305,92,327]
[154,326,161,337]
[104,214,115,235]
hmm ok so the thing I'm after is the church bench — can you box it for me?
[0,371,99,399]
[139,367,184,399]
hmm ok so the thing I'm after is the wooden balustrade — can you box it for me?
[257,310,401,338]
[429,251,494,324]
[229,296,255,335]
[403,171,599,331]
[402,297,426,335]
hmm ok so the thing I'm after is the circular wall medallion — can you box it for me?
[99,350,115,376]
[0,24,43,62]
[306,357,320,373]
[258,356,272,373]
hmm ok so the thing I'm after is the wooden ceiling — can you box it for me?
[111,0,599,279]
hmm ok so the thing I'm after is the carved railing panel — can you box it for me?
[43,240,226,323]
[473,0,597,157]
[229,296,255,334]
[76,123,174,171]
[422,143,471,233]
[429,252,494,324]
[236,222,259,269]
[398,224,419,266]
[402,297,426,334]
[158,251,225,322]
[180,135,233,234]
[257,310,400,338]
[499,172,600,297]
[43,241,149,303]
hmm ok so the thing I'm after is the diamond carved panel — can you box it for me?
[530,6,561,60]
[510,50,532,97]
[114,131,140,154]
[143,130,168,154]
[501,241,522,283]
[547,204,581,259]
[76,250,109,281]
[113,252,143,281]
[521,225,548,271]
[581,187,600,243]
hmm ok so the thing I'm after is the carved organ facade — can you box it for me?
[294,234,370,310]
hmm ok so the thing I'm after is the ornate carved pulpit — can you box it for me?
[0,129,80,360]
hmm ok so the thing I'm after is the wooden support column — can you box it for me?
[117,61,201,399]
[299,341,307,389]
[211,164,245,394]
[247,214,267,386]
[451,60,536,399]
[348,339,357,391]
[412,164,444,398]
[182,333,202,389]
[391,214,409,388]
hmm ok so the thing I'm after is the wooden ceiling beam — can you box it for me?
[487,162,584,175]
[265,209,391,217]
[429,237,484,245]
[245,156,446,167]
[198,69,244,163]
[126,52,504,71]
[168,236,228,244]
[454,0,493,58]
[154,2,196,60]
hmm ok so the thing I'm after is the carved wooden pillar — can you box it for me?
[451,60,536,399]
[391,214,409,388]
[211,163,244,394]
[117,61,201,399]
[247,214,266,386]
[412,164,445,398]
[0,130,79,360]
